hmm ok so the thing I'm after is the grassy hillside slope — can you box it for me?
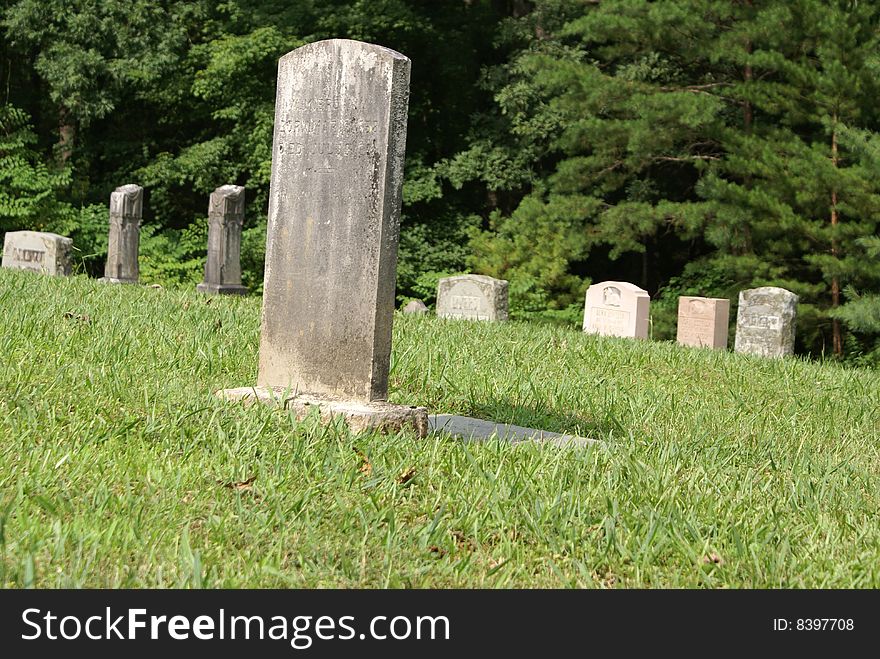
[1,270,878,587]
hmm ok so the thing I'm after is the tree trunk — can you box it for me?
[487,189,499,212]
[57,105,75,164]
[741,4,754,254]
[830,122,842,357]
[511,0,532,18]
[743,67,753,132]
[492,0,532,17]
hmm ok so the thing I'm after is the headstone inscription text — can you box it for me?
[13,248,44,264]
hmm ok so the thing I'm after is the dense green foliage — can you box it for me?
[2,269,879,587]
[2,0,879,361]
[0,104,73,234]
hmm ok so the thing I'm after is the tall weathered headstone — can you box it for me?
[583,281,650,339]
[197,185,248,295]
[677,296,730,349]
[734,286,798,357]
[436,274,509,322]
[2,231,73,276]
[102,184,143,284]
[218,39,426,436]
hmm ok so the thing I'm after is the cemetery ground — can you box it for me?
[1,270,878,589]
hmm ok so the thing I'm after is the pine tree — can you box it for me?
[449,0,739,312]
[700,0,880,356]
[453,0,880,355]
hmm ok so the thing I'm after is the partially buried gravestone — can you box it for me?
[102,184,143,284]
[2,231,72,276]
[583,281,650,339]
[217,39,427,436]
[734,286,798,358]
[402,299,428,315]
[435,274,509,322]
[197,185,248,295]
[676,296,730,349]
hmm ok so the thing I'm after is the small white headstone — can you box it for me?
[402,299,429,315]
[583,281,650,339]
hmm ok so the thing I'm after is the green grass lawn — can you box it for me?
[1,269,878,588]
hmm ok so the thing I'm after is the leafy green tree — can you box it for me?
[4,0,208,159]
[0,103,73,233]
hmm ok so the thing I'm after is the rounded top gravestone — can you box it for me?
[583,281,650,339]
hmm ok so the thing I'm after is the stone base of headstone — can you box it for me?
[216,387,428,437]
[99,276,139,285]
[197,282,249,296]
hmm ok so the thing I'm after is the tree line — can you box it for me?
[1,0,879,363]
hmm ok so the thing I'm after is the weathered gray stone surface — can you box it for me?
[217,38,416,438]
[435,274,509,321]
[255,39,410,403]
[2,231,73,276]
[197,185,248,296]
[218,387,428,437]
[583,281,650,339]
[103,184,143,284]
[734,286,798,358]
[429,414,597,447]
[402,299,428,315]
[677,296,730,349]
